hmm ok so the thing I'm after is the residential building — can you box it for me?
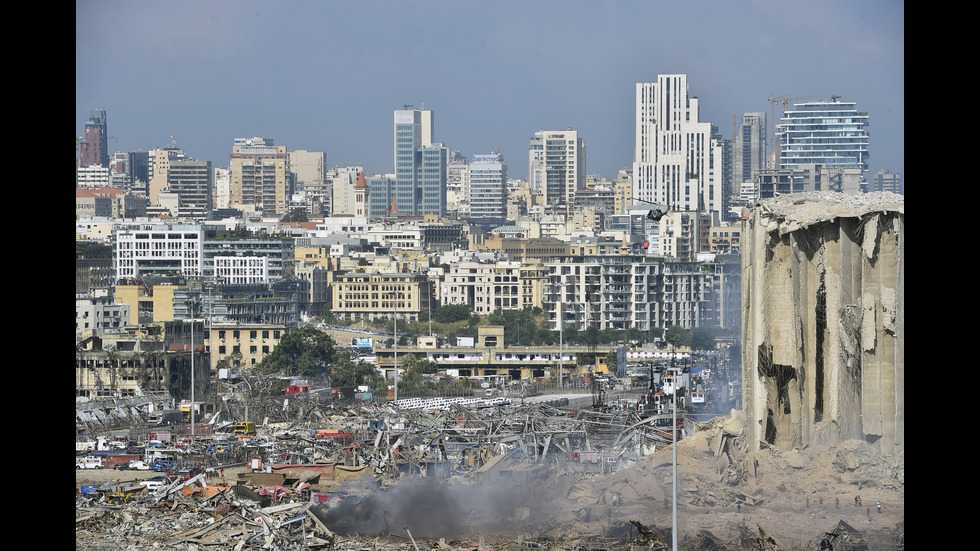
[708,224,741,254]
[75,188,147,218]
[544,256,709,332]
[330,271,434,322]
[777,98,870,174]
[76,291,131,334]
[76,164,111,188]
[440,260,535,316]
[633,74,726,221]
[229,136,290,215]
[166,159,213,218]
[147,146,185,205]
[78,109,109,169]
[528,130,585,214]
[468,151,508,224]
[733,112,767,191]
[871,170,903,195]
[210,323,287,371]
[75,322,206,400]
[113,224,294,281]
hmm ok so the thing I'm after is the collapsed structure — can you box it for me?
[741,191,904,453]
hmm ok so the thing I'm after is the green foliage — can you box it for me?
[432,304,472,323]
[665,325,691,349]
[256,327,337,377]
[605,350,619,373]
[329,351,386,389]
[280,208,309,223]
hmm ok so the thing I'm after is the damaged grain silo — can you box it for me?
[741,191,904,454]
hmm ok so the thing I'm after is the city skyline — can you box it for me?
[76,1,904,181]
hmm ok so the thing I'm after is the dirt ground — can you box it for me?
[76,411,904,550]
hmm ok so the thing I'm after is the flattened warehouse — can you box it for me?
[741,191,904,453]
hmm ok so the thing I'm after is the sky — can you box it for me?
[76,0,904,181]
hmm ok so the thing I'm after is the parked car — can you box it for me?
[115,460,152,471]
[152,459,176,472]
[76,457,102,469]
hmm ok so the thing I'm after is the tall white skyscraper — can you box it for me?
[528,130,585,213]
[633,74,725,217]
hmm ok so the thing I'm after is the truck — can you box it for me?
[233,421,256,435]
[147,409,183,425]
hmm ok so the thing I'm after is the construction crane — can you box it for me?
[766,94,817,168]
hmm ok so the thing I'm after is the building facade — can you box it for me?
[229,136,290,215]
[633,74,725,219]
[78,109,109,169]
[733,112,767,189]
[392,108,448,217]
[167,159,213,218]
[468,151,508,223]
[331,271,434,322]
[777,98,870,173]
[528,130,585,214]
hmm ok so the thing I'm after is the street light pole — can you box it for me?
[393,290,398,403]
[190,301,195,441]
[558,281,564,392]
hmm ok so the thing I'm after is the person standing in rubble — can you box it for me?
[877,500,881,513]
[835,497,840,509]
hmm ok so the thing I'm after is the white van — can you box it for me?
[76,456,102,469]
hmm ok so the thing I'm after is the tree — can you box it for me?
[432,304,471,323]
[605,350,619,374]
[280,208,309,223]
[329,351,386,389]
[257,327,337,377]
[665,325,691,349]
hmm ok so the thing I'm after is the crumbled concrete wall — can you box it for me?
[741,192,904,454]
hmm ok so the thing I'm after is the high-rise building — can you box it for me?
[468,150,508,224]
[229,136,290,215]
[733,112,767,188]
[391,108,448,217]
[633,74,725,217]
[777,98,869,173]
[167,159,213,217]
[872,170,903,195]
[78,109,109,168]
[147,146,185,205]
[528,130,585,214]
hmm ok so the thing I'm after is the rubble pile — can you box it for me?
[77,399,903,550]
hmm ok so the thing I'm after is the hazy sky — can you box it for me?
[76,1,904,181]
